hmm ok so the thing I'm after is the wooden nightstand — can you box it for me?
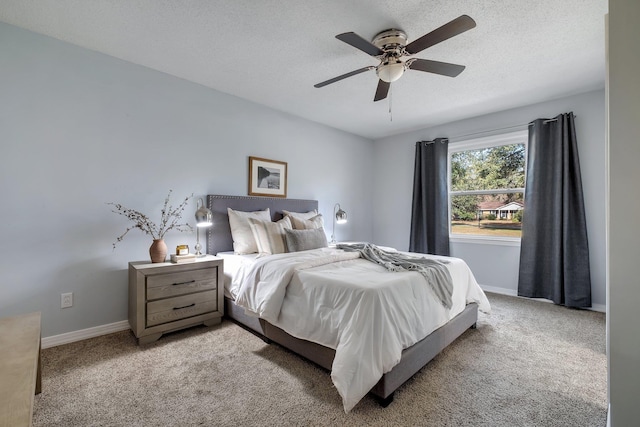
[128,255,223,345]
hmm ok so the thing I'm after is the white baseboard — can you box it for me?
[480,285,606,313]
[41,320,130,349]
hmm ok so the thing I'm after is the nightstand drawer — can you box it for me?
[146,290,218,327]
[146,267,218,300]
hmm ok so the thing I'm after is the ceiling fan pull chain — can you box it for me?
[389,83,393,121]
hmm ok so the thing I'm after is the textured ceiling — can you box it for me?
[0,0,608,139]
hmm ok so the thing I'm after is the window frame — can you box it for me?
[447,130,528,245]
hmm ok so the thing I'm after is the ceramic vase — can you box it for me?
[149,239,168,263]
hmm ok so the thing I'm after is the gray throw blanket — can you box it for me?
[337,243,454,310]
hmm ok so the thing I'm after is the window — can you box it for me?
[448,131,527,240]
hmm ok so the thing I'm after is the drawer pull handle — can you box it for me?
[173,303,196,310]
[173,280,196,286]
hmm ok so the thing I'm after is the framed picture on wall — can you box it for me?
[248,156,287,198]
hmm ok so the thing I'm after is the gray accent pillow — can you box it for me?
[285,227,328,252]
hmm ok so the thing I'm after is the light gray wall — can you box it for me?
[371,90,607,309]
[0,22,373,338]
[608,1,640,424]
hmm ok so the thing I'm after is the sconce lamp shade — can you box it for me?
[195,199,212,227]
[194,198,212,256]
[331,203,347,244]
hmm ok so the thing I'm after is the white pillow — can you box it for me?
[249,216,292,256]
[283,209,318,229]
[227,208,271,254]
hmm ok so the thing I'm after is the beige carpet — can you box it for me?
[33,293,607,426]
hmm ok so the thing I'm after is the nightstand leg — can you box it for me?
[204,318,222,327]
[138,333,162,345]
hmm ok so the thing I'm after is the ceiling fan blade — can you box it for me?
[336,32,384,57]
[409,59,466,77]
[374,80,390,102]
[405,15,476,55]
[314,67,372,88]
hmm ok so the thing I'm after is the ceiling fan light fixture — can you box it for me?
[377,61,405,83]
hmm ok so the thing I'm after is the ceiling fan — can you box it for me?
[314,15,476,102]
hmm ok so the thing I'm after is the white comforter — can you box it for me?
[233,247,490,412]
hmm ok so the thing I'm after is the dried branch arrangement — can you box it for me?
[107,190,193,249]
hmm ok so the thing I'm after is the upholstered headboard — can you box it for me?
[205,195,319,255]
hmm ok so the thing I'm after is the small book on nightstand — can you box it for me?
[170,253,197,264]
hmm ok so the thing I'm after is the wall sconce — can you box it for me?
[331,203,347,244]
[194,198,212,257]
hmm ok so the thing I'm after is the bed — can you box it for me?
[205,194,490,412]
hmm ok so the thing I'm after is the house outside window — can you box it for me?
[448,130,527,241]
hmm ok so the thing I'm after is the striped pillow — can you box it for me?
[248,216,292,256]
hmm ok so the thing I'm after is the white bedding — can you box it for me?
[216,251,258,298]
[230,247,491,412]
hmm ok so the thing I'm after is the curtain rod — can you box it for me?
[444,115,578,142]
[528,115,577,126]
[419,139,447,144]
[447,123,527,141]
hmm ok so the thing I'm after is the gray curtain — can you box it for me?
[409,138,450,256]
[518,112,591,308]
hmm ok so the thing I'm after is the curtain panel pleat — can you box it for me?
[517,112,592,308]
[409,138,450,256]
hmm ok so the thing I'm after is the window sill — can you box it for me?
[449,235,521,247]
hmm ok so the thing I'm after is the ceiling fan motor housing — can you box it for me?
[372,29,408,51]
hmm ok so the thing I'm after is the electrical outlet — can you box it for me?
[61,292,73,308]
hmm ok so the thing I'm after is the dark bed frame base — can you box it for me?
[206,194,480,407]
[225,296,478,404]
